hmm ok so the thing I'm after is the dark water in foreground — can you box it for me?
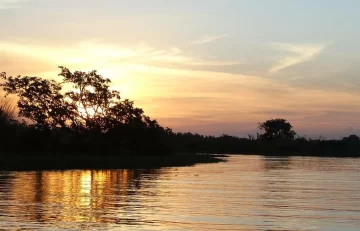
[0,155,359,231]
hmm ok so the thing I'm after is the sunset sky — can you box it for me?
[1,0,360,138]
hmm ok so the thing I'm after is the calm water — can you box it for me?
[0,155,360,231]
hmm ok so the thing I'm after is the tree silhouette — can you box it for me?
[0,97,16,125]
[258,118,296,140]
[342,134,360,142]
[0,67,163,134]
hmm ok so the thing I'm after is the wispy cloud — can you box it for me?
[269,43,329,73]
[193,35,230,45]
[0,0,30,9]
[79,41,240,67]
[0,40,240,71]
[2,40,360,138]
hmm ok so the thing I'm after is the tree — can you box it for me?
[0,67,165,134]
[258,118,296,140]
[342,134,360,142]
[0,97,16,125]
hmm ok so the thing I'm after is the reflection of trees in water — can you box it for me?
[2,169,165,225]
[261,156,293,201]
[263,156,358,172]
[257,156,360,230]
[287,157,354,172]
[0,173,13,192]
[0,173,14,203]
[262,156,291,171]
[256,157,302,229]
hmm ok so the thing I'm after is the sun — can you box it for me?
[77,106,97,119]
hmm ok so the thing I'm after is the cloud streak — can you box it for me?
[0,0,30,9]
[269,43,329,73]
[2,40,360,138]
[0,41,240,69]
[193,35,230,45]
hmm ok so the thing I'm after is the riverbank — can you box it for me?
[229,153,360,158]
[178,140,360,157]
[0,154,227,171]
[206,150,360,158]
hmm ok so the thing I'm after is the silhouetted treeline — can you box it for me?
[165,119,360,157]
[1,68,360,159]
[166,132,360,157]
[0,67,174,157]
[1,104,360,157]
[0,115,173,156]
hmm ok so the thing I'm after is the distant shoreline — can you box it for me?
[0,154,227,171]
[2,151,359,172]
[218,152,360,158]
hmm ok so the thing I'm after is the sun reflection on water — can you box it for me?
[0,157,360,230]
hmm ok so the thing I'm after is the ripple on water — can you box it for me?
[0,155,360,230]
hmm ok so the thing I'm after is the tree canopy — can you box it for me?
[2,67,360,158]
[0,98,16,125]
[342,134,360,142]
[258,118,296,140]
[0,67,166,134]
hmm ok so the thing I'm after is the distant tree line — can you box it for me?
[1,67,360,157]
[167,119,360,157]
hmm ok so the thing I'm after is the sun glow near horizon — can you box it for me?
[2,39,360,137]
[2,0,360,137]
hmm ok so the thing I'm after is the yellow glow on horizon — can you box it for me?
[2,40,360,135]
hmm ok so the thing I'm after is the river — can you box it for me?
[0,155,359,230]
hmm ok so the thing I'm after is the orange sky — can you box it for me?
[2,0,360,138]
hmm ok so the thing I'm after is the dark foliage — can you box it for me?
[166,132,360,157]
[342,134,360,142]
[258,118,296,140]
[1,68,360,162]
[0,68,173,156]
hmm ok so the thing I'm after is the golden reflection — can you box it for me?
[80,170,91,207]
[2,157,360,230]
[5,169,162,224]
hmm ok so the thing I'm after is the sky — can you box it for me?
[1,0,360,138]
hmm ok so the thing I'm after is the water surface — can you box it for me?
[0,155,359,230]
